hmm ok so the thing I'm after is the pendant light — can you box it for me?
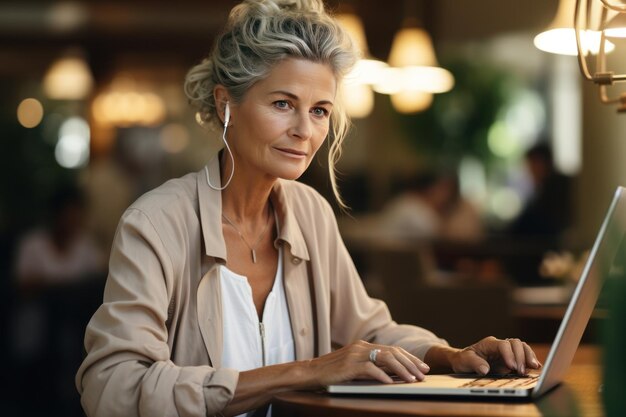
[534,0,615,56]
[374,16,453,114]
[336,7,386,118]
[43,49,94,100]
[575,0,626,112]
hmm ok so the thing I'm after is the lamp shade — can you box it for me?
[390,91,433,114]
[605,12,626,37]
[388,25,438,67]
[336,9,383,117]
[379,18,453,113]
[384,20,454,93]
[341,82,374,118]
[336,11,369,57]
[534,0,615,55]
[373,67,453,95]
[389,20,437,67]
[92,76,166,127]
[43,54,94,100]
[336,9,388,82]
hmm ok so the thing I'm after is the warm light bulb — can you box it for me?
[17,98,44,128]
[390,91,433,114]
[92,76,166,127]
[373,67,453,94]
[384,20,454,99]
[342,82,374,118]
[43,55,93,100]
[534,29,614,55]
[389,27,437,67]
[604,12,626,38]
[336,12,369,56]
[346,59,388,86]
[402,67,454,93]
[534,0,615,55]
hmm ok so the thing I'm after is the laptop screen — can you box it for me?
[534,186,626,397]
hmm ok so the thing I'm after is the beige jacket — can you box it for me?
[76,157,447,417]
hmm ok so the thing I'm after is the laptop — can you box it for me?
[328,186,626,399]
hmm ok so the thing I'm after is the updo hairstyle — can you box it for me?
[184,0,358,206]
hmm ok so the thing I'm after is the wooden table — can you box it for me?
[272,345,603,417]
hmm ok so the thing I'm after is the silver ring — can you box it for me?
[369,348,381,364]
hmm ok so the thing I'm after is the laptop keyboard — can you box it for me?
[460,374,539,389]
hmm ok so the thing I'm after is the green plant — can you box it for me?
[393,57,519,170]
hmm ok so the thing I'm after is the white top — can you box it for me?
[220,246,295,372]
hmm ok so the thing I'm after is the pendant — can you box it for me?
[252,249,257,263]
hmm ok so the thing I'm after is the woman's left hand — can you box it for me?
[425,336,542,376]
[449,336,541,375]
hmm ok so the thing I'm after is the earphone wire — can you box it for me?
[205,119,235,191]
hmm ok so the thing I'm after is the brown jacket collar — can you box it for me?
[197,155,310,263]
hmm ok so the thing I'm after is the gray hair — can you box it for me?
[184,0,358,207]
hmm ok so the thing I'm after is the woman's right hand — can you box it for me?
[223,341,429,415]
[306,340,430,386]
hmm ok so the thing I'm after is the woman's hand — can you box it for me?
[224,341,428,415]
[307,340,431,385]
[426,336,542,376]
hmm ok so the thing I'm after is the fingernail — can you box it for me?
[419,363,430,372]
[408,374,417,382]
[520,365,526,375]
[532,359,540,368]
[479,365,489,375]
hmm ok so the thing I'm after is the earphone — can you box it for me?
[206,100,235,190]
[224,102,230,127]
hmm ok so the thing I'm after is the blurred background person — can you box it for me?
[12,184,106,417]
[502,143,575,286]
[379,171,484,243]
[507,143,573,240]
[15,185,104,288]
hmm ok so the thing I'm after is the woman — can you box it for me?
[76,1,540,416]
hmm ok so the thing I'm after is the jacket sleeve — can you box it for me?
[75,208,238,417]
[322,202,448,360]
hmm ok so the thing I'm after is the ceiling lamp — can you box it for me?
[575,0,626,112]
[341,81,375,119]
[534,0,615,55]
[43,51,94,100]
[336,8,386,118]
[604,8,626,37]
[390,91,433,114]
[374,18,454,114]
[335,7,388,85]
[92,76,166,127]
[17,98,45,129]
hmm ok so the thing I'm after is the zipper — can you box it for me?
[259,322,266,367]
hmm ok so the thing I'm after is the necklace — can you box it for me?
[222,204,272,264]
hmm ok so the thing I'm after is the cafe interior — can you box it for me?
[1,0,625,416]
